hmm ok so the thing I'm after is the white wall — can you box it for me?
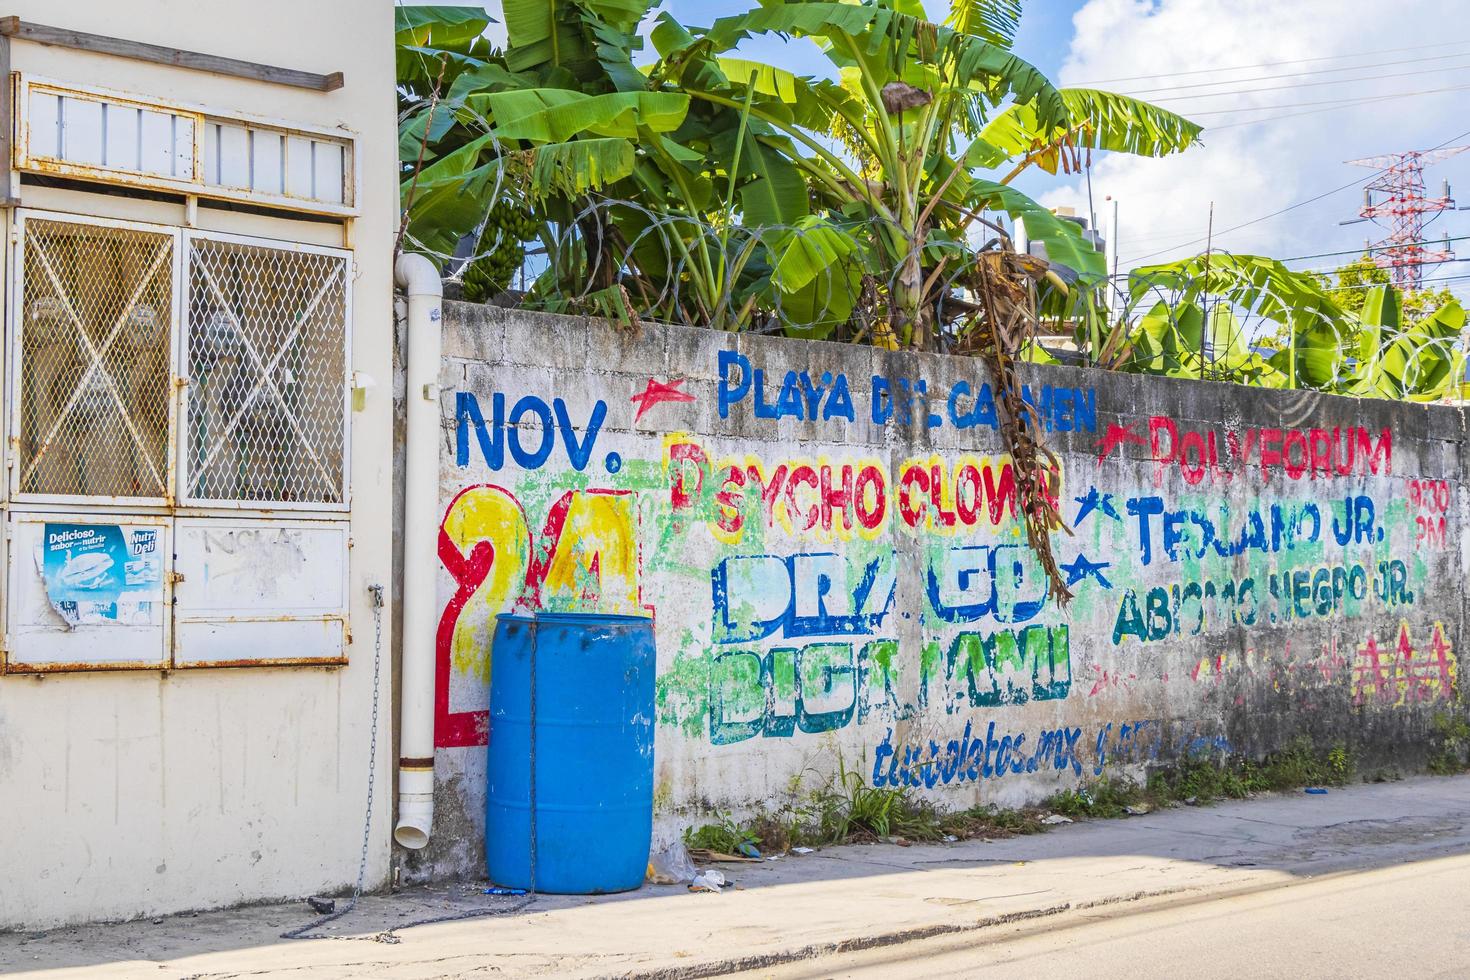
[0,1,397,928]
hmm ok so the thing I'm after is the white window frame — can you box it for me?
[179,229,354,514]
[7,209,183,508]
[13,74,359,217]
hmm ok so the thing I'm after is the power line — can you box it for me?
[1146,60,1470,105]
[1280,235,1470,265]
[1071,37,1470,86]
[1120,126,1470,265]
[1296,256,1470,278]
[1203,87,1470,131]
[1187,80,1470,118]
[1118,48,1470,97]
[1327,269,1470,290]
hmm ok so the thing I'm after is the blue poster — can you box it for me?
[42,524,163,625]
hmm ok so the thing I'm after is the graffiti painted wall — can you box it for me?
[411,303,1466,877]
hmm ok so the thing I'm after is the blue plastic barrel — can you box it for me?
[485,612,656,893]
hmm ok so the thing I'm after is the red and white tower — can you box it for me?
[1345,146,1468,290]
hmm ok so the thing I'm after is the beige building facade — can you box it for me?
[0,2,397,928]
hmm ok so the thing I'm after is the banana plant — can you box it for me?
[395,3,678,258]
[650,0,1201,347]
[398,3,808,329]
[1336,285,1467,401]
[1091,253,1468,401]
[1109,254,1346,387]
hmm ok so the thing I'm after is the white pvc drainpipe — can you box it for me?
[394,252,443,849]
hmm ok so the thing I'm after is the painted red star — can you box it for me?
[630,377,695,420]
[1094,422,1146,462]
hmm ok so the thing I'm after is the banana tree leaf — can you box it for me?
[395,6,493,46]
[583,7,652,92]
[703,2,1064,129]
[980,88,1200,171]
[1357,283,1398,362]
[400,133,500,259]
[446,61,535,103]
[768,268,860,339]
[1130,254,1349,330]
[645,135,715,211]
[399,103,463,161]
[528,137,638,198]
[716,59,864,133]
[1379,298,1466,399]
[944,0,1022,48]
[711,131,810,226]
[771,217,859,294]
[649,10,732,94]
[503,0,595,72]
[475,89,689,141]
[1269,321,1347,389]
[581,0,652,30]
[767,217,862,336]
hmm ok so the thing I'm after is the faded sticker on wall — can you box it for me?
[39,523,162,627]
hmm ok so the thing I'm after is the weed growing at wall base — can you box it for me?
[1427,713,1470,775]
[718,754,1049,851]
[683,811,761,854]
[685,740,1366,853]
[1047,737,1356,817]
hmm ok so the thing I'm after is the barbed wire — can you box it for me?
[394,114,1465,397]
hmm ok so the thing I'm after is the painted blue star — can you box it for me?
[1073,487,1121,525]
[1060,554,1112,589]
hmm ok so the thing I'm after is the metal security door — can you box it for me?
[9,211,180,505]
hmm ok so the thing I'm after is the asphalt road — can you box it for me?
[730,851,1470,980]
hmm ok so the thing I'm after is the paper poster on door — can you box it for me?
[38,523,163,627]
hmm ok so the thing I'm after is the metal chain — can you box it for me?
[356,584,385,901]
[281,584,384,941]
[283,586,536,943]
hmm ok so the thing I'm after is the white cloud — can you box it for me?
[1038,0,1470,285]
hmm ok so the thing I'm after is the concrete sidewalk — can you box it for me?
[5,775,1470,979]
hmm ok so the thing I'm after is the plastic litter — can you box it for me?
[736,841,762,859]
[688,869,727,893]
[1041,814,1073,825]
[647,841,700,885]
[942,835,958,842]
[1305,787,1329,795]
[1124,804,1153,816]
[484,887,528,896]
[791,846,815,854]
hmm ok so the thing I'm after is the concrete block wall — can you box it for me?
[404,302,1467,880]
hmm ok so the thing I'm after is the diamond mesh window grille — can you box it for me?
[17,218,174,499]
[184,236,348,505]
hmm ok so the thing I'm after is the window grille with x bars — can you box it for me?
[11,211,351,510]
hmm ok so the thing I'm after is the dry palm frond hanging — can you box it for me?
[955,249,1074,606]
